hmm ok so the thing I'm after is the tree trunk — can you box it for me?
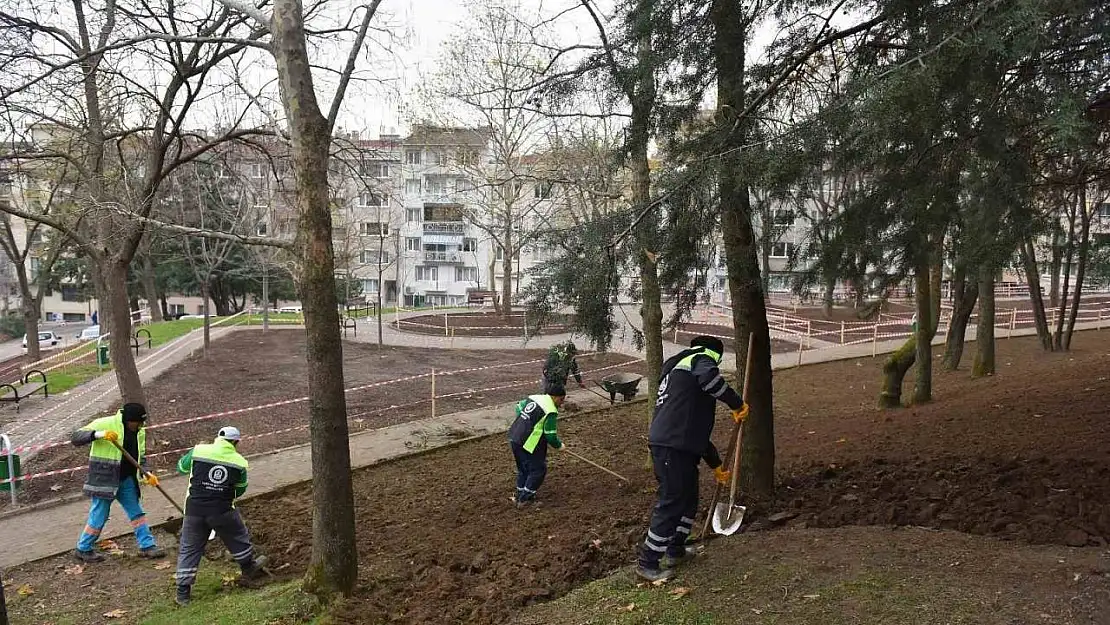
[488,256,499,314]
[942,266,978,370]
[822,273,836,318]
[22,299,40,362]
[714,0,774,498]
[912,259,934,404]
[1054,196,1077,349]
[270,0,357,599]
[202,276,211,354]
[160,294,170,321]
[103,261,145,404]
[500,237,513,322]
[879,336,915,408]
[1064,186,1090,351]
[141,254,164,323]
[1049,220,1062,308]
[1020,236,1053,350]
[972,263,995,377]
[376,283,383,347]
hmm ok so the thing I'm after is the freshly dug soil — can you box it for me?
[8,330,639,507]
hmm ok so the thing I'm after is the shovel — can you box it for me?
[700,333,755,538]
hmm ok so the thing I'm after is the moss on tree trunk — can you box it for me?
[880,336,916,408]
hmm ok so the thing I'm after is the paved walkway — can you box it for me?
[1,315,1100,569]
[2,323,242,459]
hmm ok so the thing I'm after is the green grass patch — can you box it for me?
[140,570,321,625]
[40,363,103,394]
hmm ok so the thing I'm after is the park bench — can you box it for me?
[0,370,49,412]
[130,328,152,355]
[466,290,496,307]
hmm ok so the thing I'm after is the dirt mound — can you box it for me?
[775,456,1110,546]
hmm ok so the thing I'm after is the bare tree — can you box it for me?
[422,0,562,320]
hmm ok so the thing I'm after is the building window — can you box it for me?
[250,163,265,179]
[405,150,422,165]
[455,266,478,282]
[62,312,86,323]
[359,222,389,236]
[405,237,421,252]
[770,242,795,258]
[362,279,380,293]
[358,192,386,208]
[360,250,390,265]
[405,179,421,195]
[61,285,80,302]
[406,208,422,222]
[534,182,553,199]
[1098,203,1110,219]
[462,237,477,252]
[415,266,438,281]
[29,257,41,279]
[771,209,793,226]
[427,151,443,165]
[457,178,475,193]
[424,176,448,196]
[360,161,388,178]
[456,149,478,166]
[169,304,185,315]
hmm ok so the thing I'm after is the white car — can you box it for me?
[23,331,61,349]
[76,325,101,341]
[278,306,303,314]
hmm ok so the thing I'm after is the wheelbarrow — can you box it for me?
[596,372,643,404]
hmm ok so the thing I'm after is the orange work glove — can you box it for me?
[141,473,159,487]
[713,466,731,486]
[731,404,749,424]
[100,431,120,443]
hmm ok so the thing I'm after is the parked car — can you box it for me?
[278,306,303,314]
[23,331,61,349]
[76,325,101,342]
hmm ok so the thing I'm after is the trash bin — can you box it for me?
[97,345,110,366]
[0,453,20,493]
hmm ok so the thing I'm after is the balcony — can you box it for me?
[422,222,466,235]
[423,251,463,263]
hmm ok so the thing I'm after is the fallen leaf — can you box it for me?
[617,603,636,613]
[49,484,62,492]
[221,574,237,587]
[751,608,763,615]
[651,577,669,587]
[16,584,34,597]
[590,539,602,549]
[103,609,127,618]
[154,561,171,570]
[63,564,85,575]
[670,587,691,600]
[802,593,821,600]
[835,438,847,444]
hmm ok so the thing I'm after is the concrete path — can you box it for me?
[1,323,242,459]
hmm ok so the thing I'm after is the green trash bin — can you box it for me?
[97,345,110,366]
[0,453,20,493]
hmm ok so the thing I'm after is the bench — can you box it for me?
[466,290,496,307]
[0,370,49,412]
[130,328,153,355]
[340,315,357,337]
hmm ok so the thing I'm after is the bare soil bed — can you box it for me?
[7,331,1110,625]
[395,311,575,337]
[8,329,640,507]
[671,322,806,353]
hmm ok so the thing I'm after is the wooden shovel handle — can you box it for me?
[109,439,185,515]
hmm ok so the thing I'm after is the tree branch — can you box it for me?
[327,0,382,132]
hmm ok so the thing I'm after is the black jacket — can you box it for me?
[648,347,744,468]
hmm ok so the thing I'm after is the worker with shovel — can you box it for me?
[636,336,748,583]
[508,385,567,507]
[173,426,268,606]
[70,402,167,562]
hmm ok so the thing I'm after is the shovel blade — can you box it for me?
[711,503,747,535]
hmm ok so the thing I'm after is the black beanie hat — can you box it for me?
[121,402,148,423]
[690,335,725,355]
[547,384,567,398]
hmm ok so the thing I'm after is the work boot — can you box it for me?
[662,546,698,569]
[634,565,674,583]
[175,585,191,607]
[74,549,106,563]
[241,555,269,581]
[138,545,167,559]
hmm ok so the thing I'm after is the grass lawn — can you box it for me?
[39,363,102,395]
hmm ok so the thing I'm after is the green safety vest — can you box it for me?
[78,412,146,499]
[178,438,249,515]
[519,394,561,453]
